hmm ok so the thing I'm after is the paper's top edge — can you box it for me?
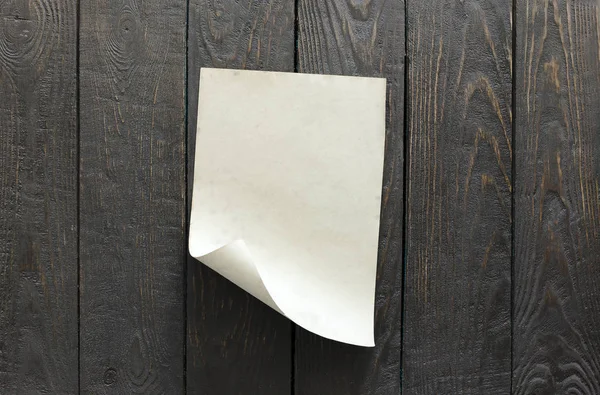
[199,67,387,83]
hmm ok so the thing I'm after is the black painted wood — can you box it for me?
[294,1,405,394]
[186,1,295,394]
[79,0,186,393]
[0,0,78,392]
[403,1,513,393]
[2,1,600,392]
[513,0,600,393]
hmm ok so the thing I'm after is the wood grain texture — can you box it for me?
[403,1,512,393]
[0,0,78,392]
[294,1,404,394]
[513,0,600,393]
[79,0,186,393]
[186,1,294,394]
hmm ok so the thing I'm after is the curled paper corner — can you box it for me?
[189,240,376,347]
[189,68,385,348]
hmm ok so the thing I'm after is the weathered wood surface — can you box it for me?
[186,1,295,394]
[2,0,600,393]
[513,0,600,393]
[79,0,186,393]
[403,1,513,393]
[294,1,405,394]
[0,0,78,392]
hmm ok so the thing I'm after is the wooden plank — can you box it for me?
[403,1,512,393]
[513,0,600,393]
[0,0,78,392]
[79,0,186,392]
[186,1,294,394]
[294,1,404,394]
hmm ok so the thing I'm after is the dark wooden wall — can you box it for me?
[1,0,599,394]
[513,0,600,393]
[403,1,513,393]
[79,0,186,393]
[0,0,78,392]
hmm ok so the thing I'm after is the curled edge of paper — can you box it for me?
[189,240,375,347]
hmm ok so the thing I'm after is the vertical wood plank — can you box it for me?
[513,0,600,393]
[79,0,186,392]
[186,1,294,394]
[0,0,78,392]
[294,1,405,394]
[403,0,512,393]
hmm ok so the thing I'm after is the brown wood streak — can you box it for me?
[294,0,404,394]
[0,0,78,392]
[403,0,512,393]
[79,0,186,393]
[186,1,294,394]
[513,0,600,393]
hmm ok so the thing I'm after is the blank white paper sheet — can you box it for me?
[189,68,386,346]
